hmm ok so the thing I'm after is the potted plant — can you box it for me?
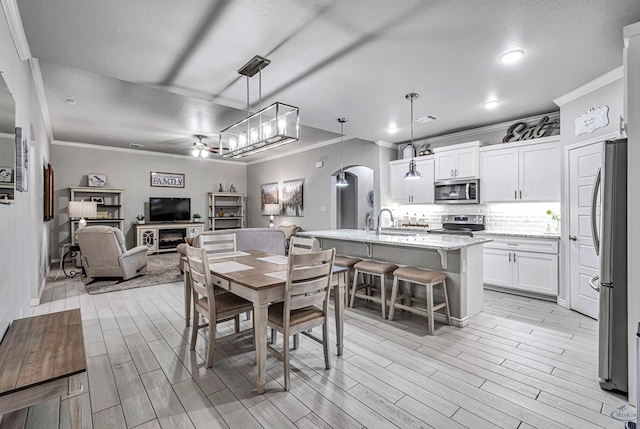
[136,214,145,225]
[193,213,202,223]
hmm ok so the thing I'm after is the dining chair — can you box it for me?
[289,236,318,254]
[198,232,237,255]
[185,245,254,368]
[267,247,336,390]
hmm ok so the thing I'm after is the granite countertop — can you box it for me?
[299,229,492,251]
[476,231,561,240]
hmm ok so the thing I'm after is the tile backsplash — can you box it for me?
[384,202,561,233]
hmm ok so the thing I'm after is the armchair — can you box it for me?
[76,225,148,282]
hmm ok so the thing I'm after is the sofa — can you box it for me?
[276,223,303,254]
[177,228,286,273]
[76,225,149,281]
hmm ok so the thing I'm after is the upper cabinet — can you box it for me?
[480,137,561,202]
[433,141,480,180]
[389,157,435,204]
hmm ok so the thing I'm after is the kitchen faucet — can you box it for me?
[376,208,394,235]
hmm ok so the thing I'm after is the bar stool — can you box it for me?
[350,260,398,319]
[334,255,362,305]
[388,266,451,335]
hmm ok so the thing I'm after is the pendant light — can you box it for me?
[404,93,422,180]
[336,117,349,187]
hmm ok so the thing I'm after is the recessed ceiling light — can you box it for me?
[386,123,398,134]
[65,98,76,105]
[499,49,525,64]
[483,100,500,109]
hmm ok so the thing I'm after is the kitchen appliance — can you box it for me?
[590,138,627,393]
[434,178,480,204]
[427,214,484,236]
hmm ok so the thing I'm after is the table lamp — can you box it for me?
[68,201,98,228]
[264,204,280,228]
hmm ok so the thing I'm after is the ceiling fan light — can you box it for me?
[192,147,200,157]
[201,149,209,158]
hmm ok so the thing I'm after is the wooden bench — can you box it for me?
[0,309,86,428]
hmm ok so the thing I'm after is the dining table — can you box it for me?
[182,249,347,394]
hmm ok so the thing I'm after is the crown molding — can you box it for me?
[246,136,343,165]
[1,0,31,61]
[28,58,54,141]
[52,140,245,165]
[375,140,396,149]
[553,67,623,107]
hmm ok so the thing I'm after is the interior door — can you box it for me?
[568,142,602,319]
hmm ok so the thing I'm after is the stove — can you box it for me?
[427,214,485,237]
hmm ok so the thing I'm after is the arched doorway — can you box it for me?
[334,165,373,230]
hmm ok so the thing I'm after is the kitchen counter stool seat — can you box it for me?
[334,255,362,305]
[388,266,451,335]
[349,260,398,319]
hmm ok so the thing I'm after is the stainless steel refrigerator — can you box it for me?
[590,137,628,392]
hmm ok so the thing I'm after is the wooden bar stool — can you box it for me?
[388,266,451,335]
[334,255,362,305]
[349,260,398,319]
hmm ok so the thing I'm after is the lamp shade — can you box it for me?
[264,204,280,216]
[68,201,98,219]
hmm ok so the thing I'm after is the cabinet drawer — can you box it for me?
[483,237,558,254]
[211,274,230,291]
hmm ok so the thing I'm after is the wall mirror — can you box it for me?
[0,72,15,204]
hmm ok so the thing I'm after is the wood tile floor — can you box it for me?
[0,273,630,429]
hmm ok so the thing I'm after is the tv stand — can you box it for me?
[136,222,204,254]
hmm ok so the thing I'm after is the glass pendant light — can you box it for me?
[336,118,349,187]
[404,93,422,180]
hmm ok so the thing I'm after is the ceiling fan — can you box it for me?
[191,135,222,159]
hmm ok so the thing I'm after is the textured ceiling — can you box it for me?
[15,0,640,161]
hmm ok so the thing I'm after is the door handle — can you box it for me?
[589,275,600,292]
[569,235,577,241]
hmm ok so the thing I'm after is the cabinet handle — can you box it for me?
[519,190,522,199]
[451,169,454,177]
[514,190,517,199]
[455,169,458,177]
[508,253,511,262]
[513,253,517,262]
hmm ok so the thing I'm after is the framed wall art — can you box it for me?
[260,182,279,215]
[43,163,54,221]
[88,173,107,187]
[15,127,28,192]
[281,179,304,217]
[150,171,185,188]
[0,166,12,183]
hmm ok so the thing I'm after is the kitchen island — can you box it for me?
[299,229,492,327]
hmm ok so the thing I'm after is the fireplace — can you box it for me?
[158,228,186,250]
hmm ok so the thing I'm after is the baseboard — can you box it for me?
[31,278,45,306]
[556,298,568,308]
[433,313,468,328]
[483,285,557,302]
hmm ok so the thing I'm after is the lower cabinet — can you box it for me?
[483,236,559,296]
[136,222,205,253]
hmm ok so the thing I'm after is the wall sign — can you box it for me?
[574,106,609,136]
[502,115,559,143]
[150,171,185,188]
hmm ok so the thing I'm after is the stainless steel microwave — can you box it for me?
[434,178,480,204]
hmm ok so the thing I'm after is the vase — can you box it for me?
[546,221,558,233]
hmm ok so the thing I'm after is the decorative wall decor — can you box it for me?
[15,127,28,192]
[90,196,105,204]
[502,115,559,143]
[0,166,12,183]
[574,106,609,136]
[281,179,304,217]
[43,163,54,221]
[150,171,185,188]
[87,173,107,187]
[260,182,279,215]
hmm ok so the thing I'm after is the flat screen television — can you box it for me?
[149,197,190,222]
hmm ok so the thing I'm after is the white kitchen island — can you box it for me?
[299,229,492,327]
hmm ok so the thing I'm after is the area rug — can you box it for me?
[82,253,182,295]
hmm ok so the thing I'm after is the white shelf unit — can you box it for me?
[208,193,245,231]
[69,187,124,245]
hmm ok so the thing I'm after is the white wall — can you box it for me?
[0,7,52,333]
[50,143,246,257]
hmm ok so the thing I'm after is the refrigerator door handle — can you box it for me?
[598,283,613,381]
[589,275,600,292]
[591,167,601,256]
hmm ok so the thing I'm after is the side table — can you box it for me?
[55,244,83,279]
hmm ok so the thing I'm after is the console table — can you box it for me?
[0,309,86,428]
[136,222,204,254]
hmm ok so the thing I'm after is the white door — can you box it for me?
[513,251,559,296]
[483,248,513,288]
[480,148,519,202]
[568,142,602,319]
[454,147,478,178]
[434,151,455,180]
[390,161,411,203]
[520,142,561,201]
[411,158,435,203]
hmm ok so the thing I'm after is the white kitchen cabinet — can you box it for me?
[389,157,434,204]
[482,236,559,296]
[480,138,561,202]
[433,141,480,180]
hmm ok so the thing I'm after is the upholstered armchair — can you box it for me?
[76,225,148,282]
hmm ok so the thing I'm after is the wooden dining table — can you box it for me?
[182,249,346,394]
